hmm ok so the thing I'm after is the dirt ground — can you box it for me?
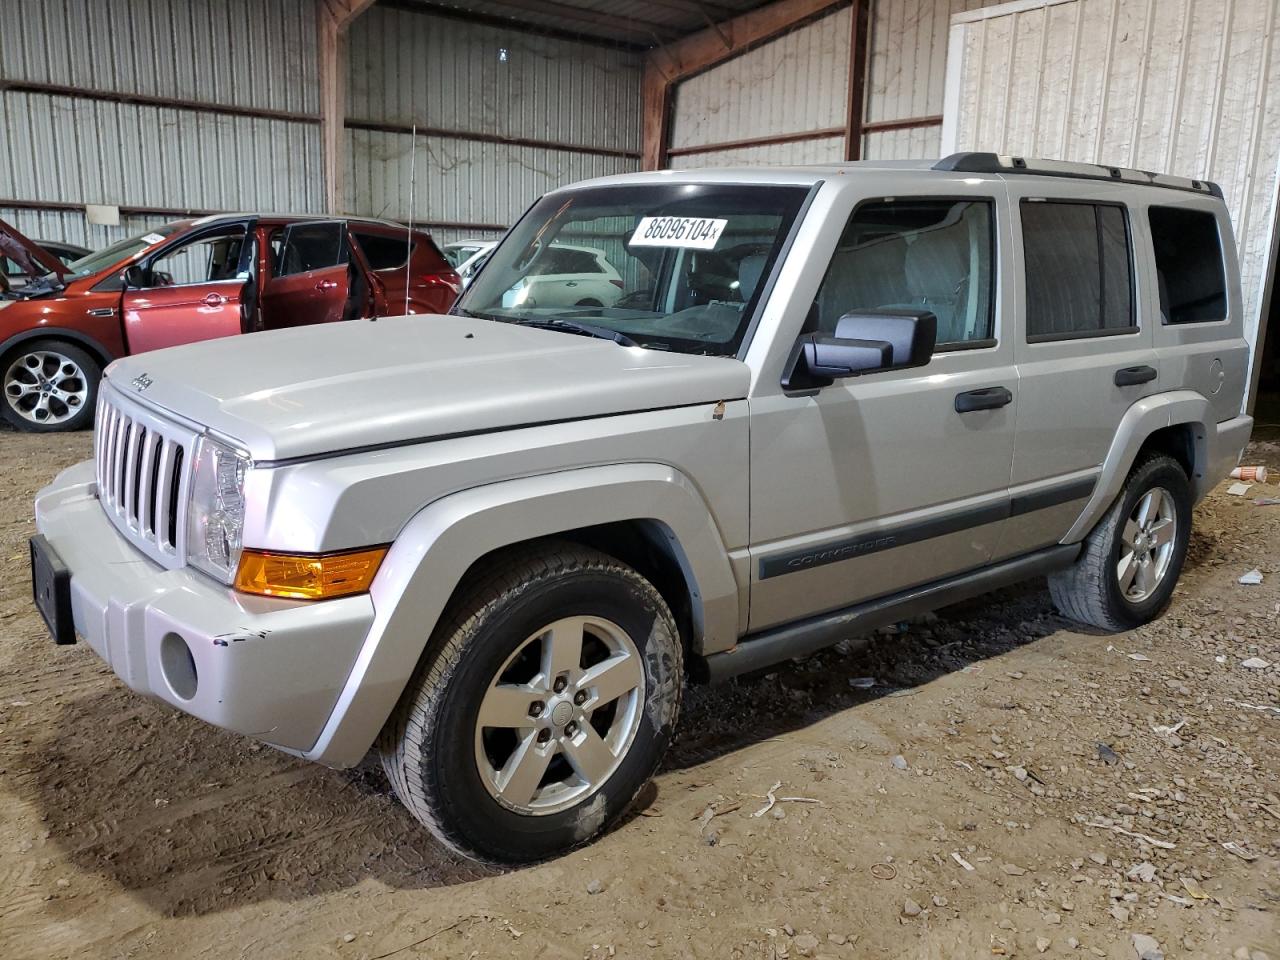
[0,428,1276,960]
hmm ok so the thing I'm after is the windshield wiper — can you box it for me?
[511,318,638,347]
[454,307,638,347]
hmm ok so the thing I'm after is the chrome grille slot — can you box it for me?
[92,383,196,569]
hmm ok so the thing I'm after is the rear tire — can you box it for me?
[1,339,100,432]
[1048,453,1191,631]
[378,542,683,864]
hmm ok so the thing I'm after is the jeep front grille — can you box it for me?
[94,384,196,569]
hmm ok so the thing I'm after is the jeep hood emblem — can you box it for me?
[131,373,153,392]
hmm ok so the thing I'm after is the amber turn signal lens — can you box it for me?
[234,546,388,600]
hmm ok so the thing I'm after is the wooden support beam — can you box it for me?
[667,126,844,158]
[319,0,376,215]
[641,62,675,171]
[641,0,849,170]
[843,0,871,161]
[862,114,943,134]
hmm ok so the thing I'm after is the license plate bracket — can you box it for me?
[30,535,75,645]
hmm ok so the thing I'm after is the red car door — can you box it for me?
[121,220,256,354]
[259,221,353,328]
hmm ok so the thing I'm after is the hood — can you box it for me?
[105,315,750,462]
[0,217,70,281]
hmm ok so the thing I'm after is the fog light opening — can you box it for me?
[160,632,198,701]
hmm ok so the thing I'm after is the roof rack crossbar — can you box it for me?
[933,152,1223,199]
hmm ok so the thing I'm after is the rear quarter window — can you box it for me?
[354,232,410,271]
[1148,206,1227,323]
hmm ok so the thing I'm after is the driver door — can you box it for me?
[748,191,1018,631]
[121,219,256,354]
[259,220,353,328]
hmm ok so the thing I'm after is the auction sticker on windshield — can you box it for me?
[629,217,727,250]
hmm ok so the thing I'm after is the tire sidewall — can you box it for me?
[1102,457,1192,628]
[417,566,680,863]
[1,339,101,433]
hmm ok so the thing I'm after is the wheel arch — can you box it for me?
[1062,391,1212,543]
[303,463,741,768]
[0,327,116,370]
[547,518,701,665]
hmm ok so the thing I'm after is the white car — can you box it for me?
[501,244,625,309]
[454,241,496,289]
[441,238,492,269]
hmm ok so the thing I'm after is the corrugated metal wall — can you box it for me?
[0,207,171,251]
[2,0,318,113]
[669,7,850,169]
[345,6,642,241]
[0,0,323,249]
[863,0,990,159]
[667,0,990,169]
[940,0,1279,366]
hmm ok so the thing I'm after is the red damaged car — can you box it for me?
[0,215,461,431]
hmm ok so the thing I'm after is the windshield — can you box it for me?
[57,223,184,280]
[453,183,810,356]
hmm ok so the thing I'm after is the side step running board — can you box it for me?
[702,543,1081,683]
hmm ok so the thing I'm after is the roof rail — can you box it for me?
[934,152,1223,199]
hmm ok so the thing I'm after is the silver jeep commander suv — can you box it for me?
[31,155,1253,863]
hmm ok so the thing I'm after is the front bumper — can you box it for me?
[34,460,375,754]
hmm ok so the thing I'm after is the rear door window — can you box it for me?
[1021,200,1134,341]
[1148,206,1227,323]
[275,222,347,277]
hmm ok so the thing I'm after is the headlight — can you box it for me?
[186,434,249,583]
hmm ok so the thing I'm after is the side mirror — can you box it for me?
[783,309,937,390]
[801,335,892,381]
[122,264,147,289]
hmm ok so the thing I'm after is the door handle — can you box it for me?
[86,307,116,318]
[564,281,578,287]
[955,386,1013,413]
[203,293,225,306]
[1114,364,1157,386]
[315,280,338,290]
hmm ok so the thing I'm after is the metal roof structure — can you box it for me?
[385,0,778,49]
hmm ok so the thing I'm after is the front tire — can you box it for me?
[1,339,100,432]
[1048,453,1191,631]
[378,542,683,864]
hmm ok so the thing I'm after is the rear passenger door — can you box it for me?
[748,188,1019,631]
[351,229,409,315]
[259,221,352,328]
[999,186,1160,559]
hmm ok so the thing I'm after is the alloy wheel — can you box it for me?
[3,349,89,426]
[1117,486,1177,603]
[473,615,645,816]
